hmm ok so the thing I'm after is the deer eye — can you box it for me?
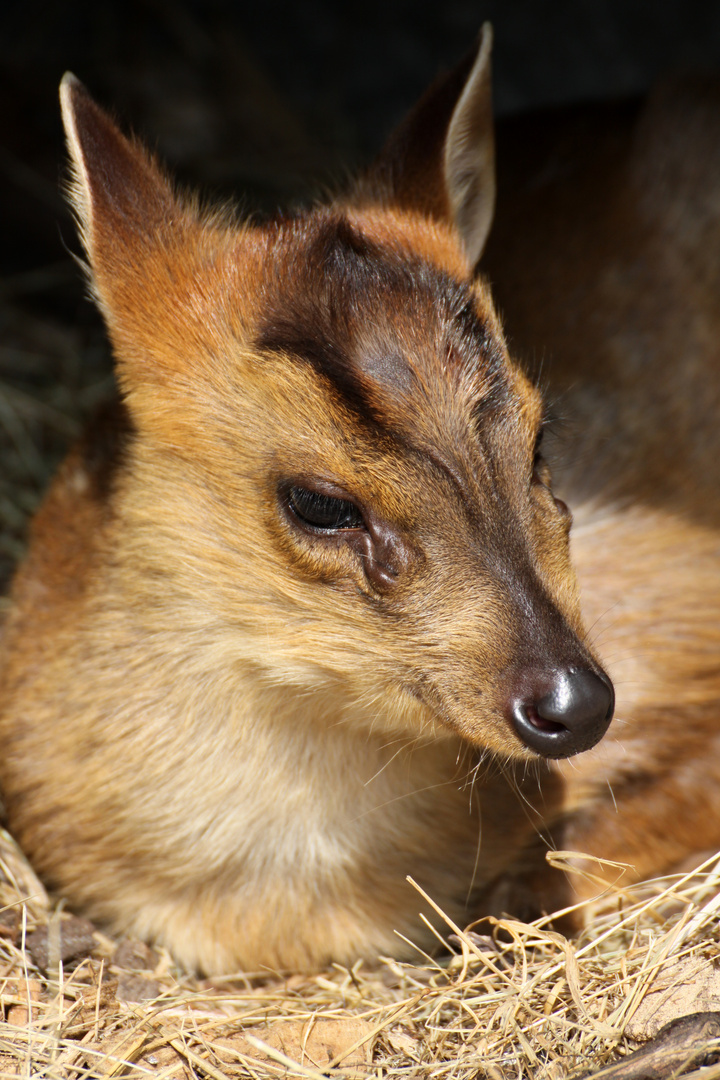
[287,486,364,531]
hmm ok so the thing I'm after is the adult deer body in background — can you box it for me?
[483,82,720,900]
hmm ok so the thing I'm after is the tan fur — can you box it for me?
[0,48,717,973]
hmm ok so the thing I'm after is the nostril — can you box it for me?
[511,668,614,759]
[524,704,566,735]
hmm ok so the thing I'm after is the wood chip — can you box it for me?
[113,939,159,972]
[115,972,161,1003]
[26,914,97,970]
[578,1012,720,1080]
[214,1017,375,1070]
[626,956,720,1039]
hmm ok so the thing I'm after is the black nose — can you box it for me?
[511,668,614,759]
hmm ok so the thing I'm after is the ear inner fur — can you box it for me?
[59,72,178,255]
[443,25,495,265]
[358,25,495,265]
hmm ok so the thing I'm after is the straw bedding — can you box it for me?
[2,824,720,1079]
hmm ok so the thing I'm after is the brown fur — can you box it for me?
[0,38,717,973]
[483,81,720,899]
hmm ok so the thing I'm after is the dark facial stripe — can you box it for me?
[256,213,510,436]
[257,219,389,432]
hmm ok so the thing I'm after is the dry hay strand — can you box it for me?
[1,831,720,1079]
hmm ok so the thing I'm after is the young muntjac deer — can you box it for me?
[0,29,715,974]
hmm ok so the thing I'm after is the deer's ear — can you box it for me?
[362,25,495,267]
[60,73,181,288]
[59,74,225,390]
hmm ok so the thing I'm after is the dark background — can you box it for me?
[4,1,720,268]
[1,0,720,586]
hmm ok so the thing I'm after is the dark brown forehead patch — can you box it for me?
[256,212,514,445]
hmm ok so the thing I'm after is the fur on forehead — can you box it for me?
[254,209,532,447]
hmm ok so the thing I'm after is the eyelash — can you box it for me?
[286,486,365,532]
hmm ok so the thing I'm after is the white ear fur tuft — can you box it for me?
[59,72,95,242]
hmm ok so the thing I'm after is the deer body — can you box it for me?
[0,36,717,973]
